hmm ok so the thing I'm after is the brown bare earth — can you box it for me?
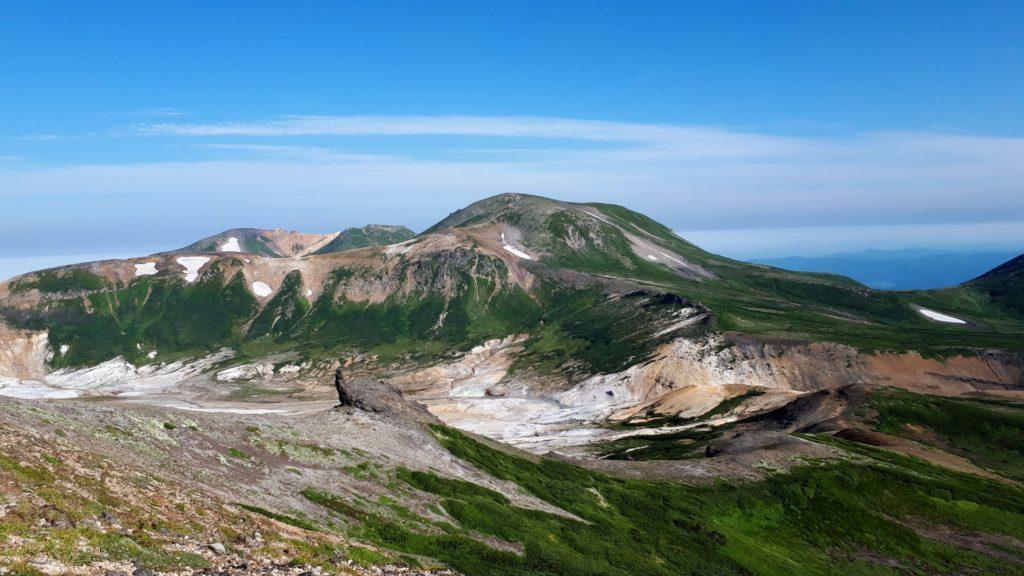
[833,428,1009,481]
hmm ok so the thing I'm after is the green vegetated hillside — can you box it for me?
[312,224,416,254]
[177,224,415,257]
[2,248,700,374]
[428,194,1024,354]
[5,260,259,367]
[275,423,1024,575]
[283,385,1024,575]
[177,228,284,256]
[2,193,1024,373]
[967,253,1024,317]
[866,387,1024,481]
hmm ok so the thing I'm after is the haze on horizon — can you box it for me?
[2,1,1022,280]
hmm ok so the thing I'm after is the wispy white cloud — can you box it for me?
[138,114,690,140]
[189,143,399,164]
[102,107,192,117]
[3,115,1023,256]
[16,133,71,141]
[134,114,1024,169]
[137,115,805,158]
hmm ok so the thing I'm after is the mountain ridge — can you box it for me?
[1,193,1023,380]
[176,224,416,258]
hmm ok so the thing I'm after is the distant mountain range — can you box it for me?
[3,193,1023,378]
[752,248,1020,290]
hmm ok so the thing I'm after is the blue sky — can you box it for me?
[2,1,1023,279]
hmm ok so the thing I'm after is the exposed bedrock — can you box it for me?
[333,368,440,424]
[616,334,1024,417]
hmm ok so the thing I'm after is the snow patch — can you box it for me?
[305,288,313,297]
[652,310,708,337]
[252,281,273,297]
[501,232,533,260]
[658,251,687,266]
[385,239,417,255]
[147,350,157,359]
[918,307,966,324]
[59,344,69,356]
[220,237,242,252]
[582,210,614,226]
[134,262,158,276]
[646,255,659,262]
[176,256,210,283]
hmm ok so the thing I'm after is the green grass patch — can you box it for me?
[236,503,318,531]
[323,424,1024,576]
[867,387,1024,480]
[10,268,106,294]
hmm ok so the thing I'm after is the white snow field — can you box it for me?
[220,236,242,252]
[176,256,210,283]
[252,281,273,297]
[134,262,158,276]
[501,232,532,260]
[917,307,967,324]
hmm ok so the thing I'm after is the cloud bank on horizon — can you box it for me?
[2,114,1023,262]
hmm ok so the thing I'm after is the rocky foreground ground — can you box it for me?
[0,378,513,575]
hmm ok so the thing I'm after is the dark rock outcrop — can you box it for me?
[333,369,438,422]
[705,431,805,457]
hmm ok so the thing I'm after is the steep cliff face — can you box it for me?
[0,325,49,380]
[614,334,1024,419]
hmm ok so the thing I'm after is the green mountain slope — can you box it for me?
[426,193,1024,353]
[967,253,1024,317]
[312,224,416,254]
[176,228,286,256]
[380,424,1024,576]
[175,224,413,258]
[2,194,1023,375]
